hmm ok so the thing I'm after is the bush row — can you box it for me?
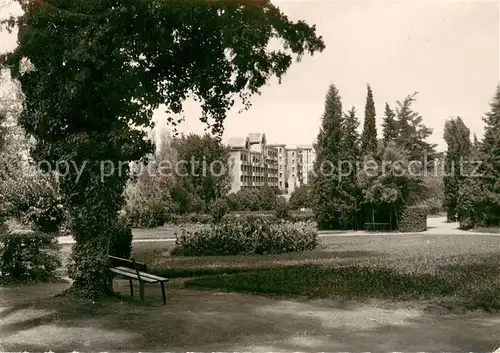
[167,211,316,225]
[172,216,318,256]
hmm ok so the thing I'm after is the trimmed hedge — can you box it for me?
[172,216,318,256]
[398,206,427,233]
[0,231,61,284]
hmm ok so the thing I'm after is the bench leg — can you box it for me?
[129,279,134,297]
[139,281,145,304]
[160,281,166,305]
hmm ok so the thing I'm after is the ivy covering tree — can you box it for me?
[2,0,325,297]
[443,117,472,221]
[382,103,398,146]
[361,84,377,156]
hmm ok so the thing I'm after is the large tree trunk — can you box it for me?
[65,165,129,298]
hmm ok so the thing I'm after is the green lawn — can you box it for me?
[135,232,500,313]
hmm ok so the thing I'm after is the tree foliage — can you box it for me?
[395,93,436,162]
[361,84,377,156]
[171,133,231,209]
[311,84,355,230]
[473,85,500,226]
[443,117,472,221]
[2,0,325,297]
[288,186,311,210]
[382,103,398,146]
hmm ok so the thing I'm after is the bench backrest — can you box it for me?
[108,255,147,272]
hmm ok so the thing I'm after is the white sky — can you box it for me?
[1,0,499,150]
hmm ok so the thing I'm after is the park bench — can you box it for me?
[108,255,168,304]
[364,222,391,231]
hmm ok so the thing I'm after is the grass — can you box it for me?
[135,232,500,313]
[183,256,500,312]
[472,227,500,234]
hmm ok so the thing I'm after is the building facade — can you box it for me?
[267,143,287,191]
[227,133,279,194]
[297,145,315,185]
[228,134,315,194]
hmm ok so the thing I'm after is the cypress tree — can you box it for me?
[443,117,472,221]
[477,85,500,225]
[382,103,398,145]
[311,85,352,230]
[395,93,436,162]
[361,84,377,155]
[340,107,361,229]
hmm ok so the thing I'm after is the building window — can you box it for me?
[279,172,282,177]
[279,148,282,153]
[240,175,243,181]
[292,174,295,178]
[292,152,295,157]
[292,159,294,164]
[292,166,294,171]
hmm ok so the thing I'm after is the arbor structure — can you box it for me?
[361,84,377,156]
[2,0,324,297]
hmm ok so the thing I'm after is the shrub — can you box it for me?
[0,231,61,284]
[421,197,443,215]
[457,178,486,230]
[123,181,172,228]
[172,216,317,256]
[109,217,133,258]
[288,186,311,210]
[171,213,214,224]
[226,189,260,211]
[223,211,278,222]
[210,198,229,223]
[290,212,316,223]
[10,174,65,233]
[398,205,427,232]
[274,196,291,220]
[257,185,278,210]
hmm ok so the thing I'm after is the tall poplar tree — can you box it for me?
[443,117,472,221]
[311,85,352,230]
[361,84,377,155]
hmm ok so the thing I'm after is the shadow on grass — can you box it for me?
[183,257,500,312]
[142,250,383,279]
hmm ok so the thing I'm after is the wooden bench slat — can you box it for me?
[107,255,168,305]
[115,266,168,282]
[110,268,158,283]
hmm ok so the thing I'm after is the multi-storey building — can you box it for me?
[227,133,279,194]
[285,147,304,193]
[267,143,287,191]
[297,145,315,185]
[227,134,315,194]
